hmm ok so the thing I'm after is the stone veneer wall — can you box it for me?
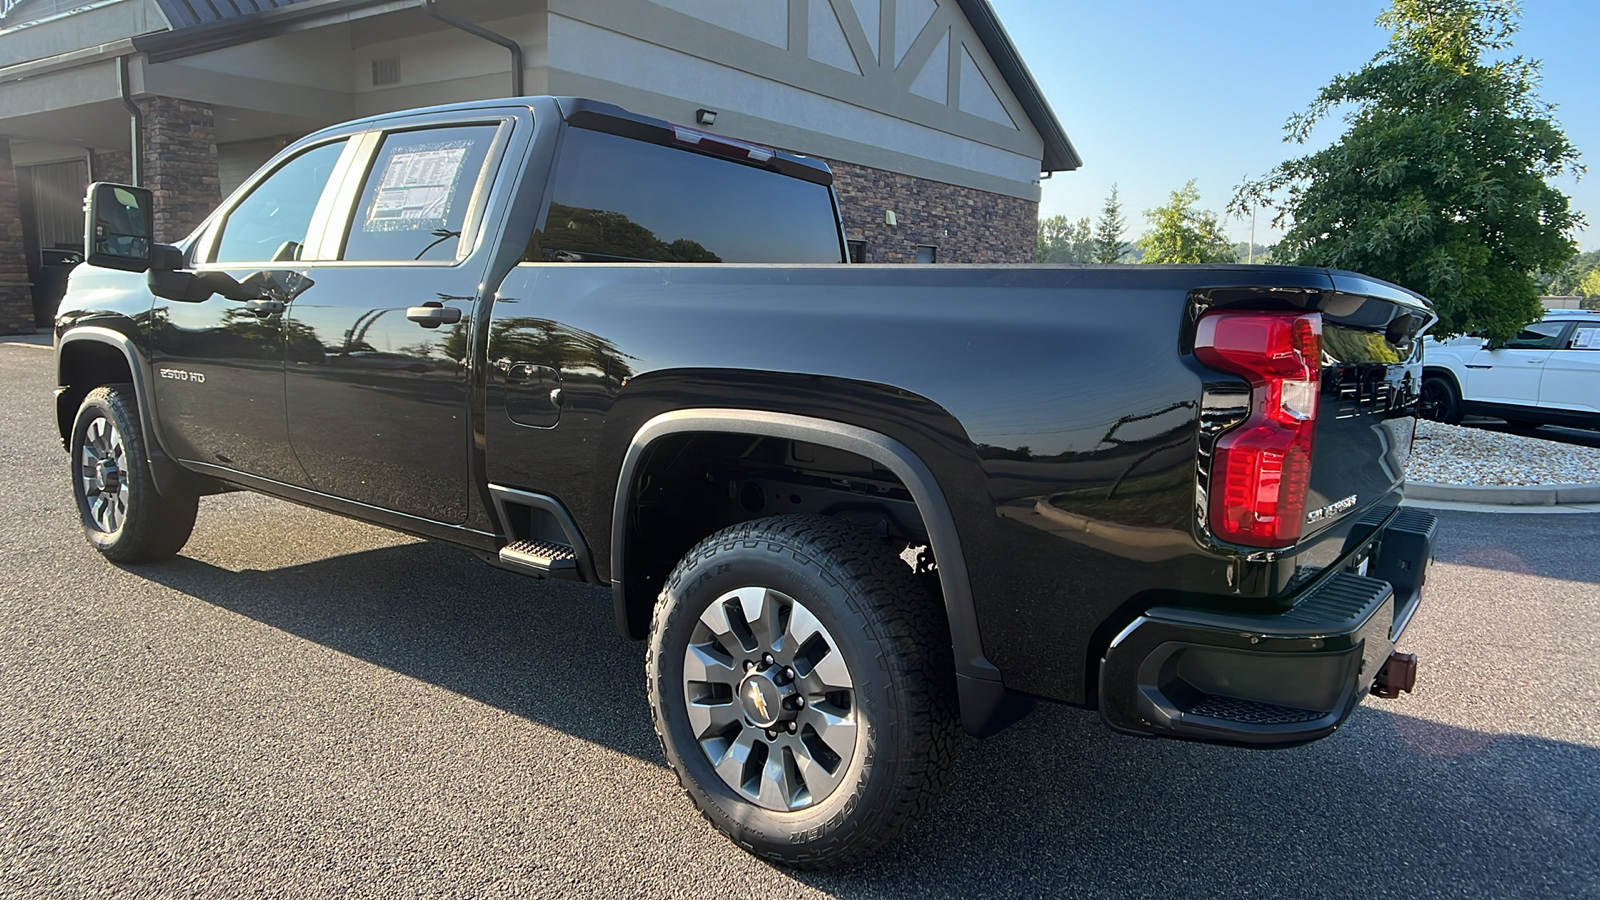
[824,159,1038,264]
[140,97,220,243]
[93,149,131,186]
[0,141,32,334]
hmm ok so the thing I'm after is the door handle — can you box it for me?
[406,302,463,329]
[244,298,285,317]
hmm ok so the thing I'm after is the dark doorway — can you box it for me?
[19,158,88,327]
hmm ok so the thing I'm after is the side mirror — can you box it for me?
[85,182,154,272]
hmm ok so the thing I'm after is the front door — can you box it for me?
[150,138,352,486]
[1463,320,1567,407]
[285,120,510,524]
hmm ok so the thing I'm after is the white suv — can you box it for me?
[1421,310,1600,429]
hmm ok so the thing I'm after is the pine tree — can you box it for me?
[1091,185,1129,264]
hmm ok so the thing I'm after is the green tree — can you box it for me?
[1579,269,1600,307]
[1234,0,1583,342]
[1036,215,1093,263]
[1091,185,1130,263]
[1537,248,1600,295]
[1138,181,1238,264]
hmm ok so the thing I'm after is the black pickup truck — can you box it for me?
[55,96,1437,868]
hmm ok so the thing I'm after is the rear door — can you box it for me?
[284,112,517,524]
[1539,321,1600,414]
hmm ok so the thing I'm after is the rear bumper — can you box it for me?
[1098,508,1437,747]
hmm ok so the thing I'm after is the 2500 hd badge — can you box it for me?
[159,368,205,384]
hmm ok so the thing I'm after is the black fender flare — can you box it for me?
[55,325,184,497]
[611,408,1010,736]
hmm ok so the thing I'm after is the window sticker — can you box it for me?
[1571,327,1600,350]
[364,141,471,232]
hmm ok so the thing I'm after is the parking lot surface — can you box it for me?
[2,342,1597,898]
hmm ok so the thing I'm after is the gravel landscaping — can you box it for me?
[1407,420,1600,486]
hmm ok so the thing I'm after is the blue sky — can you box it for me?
[988,0,1599,251]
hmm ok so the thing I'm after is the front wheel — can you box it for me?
[646,516,956,869]
[1419,375,1463,424]
[70,385,198,563]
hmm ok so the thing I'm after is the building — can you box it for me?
[0,0,1079,334]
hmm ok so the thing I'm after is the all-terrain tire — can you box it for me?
[646,515,957,869]
[70,384,198,563]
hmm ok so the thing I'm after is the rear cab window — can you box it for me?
[533,126,843,264]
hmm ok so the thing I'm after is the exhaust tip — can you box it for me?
[1372,651,1418,699]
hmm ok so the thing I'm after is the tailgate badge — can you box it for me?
[1306,494,1358,524]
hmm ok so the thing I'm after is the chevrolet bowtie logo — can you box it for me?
[745,680,771,722]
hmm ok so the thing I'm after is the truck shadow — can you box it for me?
[136,543,1599,897]
[806,706,1600,897]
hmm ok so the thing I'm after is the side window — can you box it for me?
[1502,321,1568,350]
[1568,326,1600,350]
[341,125,499,263]
[213,140,347,264]
[534,127,844,264]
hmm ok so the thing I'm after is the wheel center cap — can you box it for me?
[739,673,783,728]
[95,459,115,490]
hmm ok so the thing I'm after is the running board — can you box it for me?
[498,538,582,581]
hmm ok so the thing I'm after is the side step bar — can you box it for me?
[487,485,597,583]
[498,538,583,580]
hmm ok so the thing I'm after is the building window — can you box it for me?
[846,240,867,263]
[915,245,938,264]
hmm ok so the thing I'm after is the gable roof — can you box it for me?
[137,0,1081,172]
[955,0,1080,171]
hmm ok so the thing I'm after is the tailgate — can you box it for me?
[1305,273,1433,541]
[1191,268,1434,597]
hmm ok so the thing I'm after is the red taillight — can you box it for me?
[1195,311,1322,548]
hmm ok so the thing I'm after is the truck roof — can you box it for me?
[303,95,835,186]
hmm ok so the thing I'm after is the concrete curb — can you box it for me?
[1407,480,1600,506]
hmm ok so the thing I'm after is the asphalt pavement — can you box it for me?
[2,340,1597,898]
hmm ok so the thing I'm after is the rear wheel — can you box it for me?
[646,515,956,869]
[1419,374,1463,424]
[70,385,198,563]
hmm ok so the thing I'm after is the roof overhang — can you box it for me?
[134,0,419,63]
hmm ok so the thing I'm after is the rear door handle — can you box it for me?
[406,303,463,328]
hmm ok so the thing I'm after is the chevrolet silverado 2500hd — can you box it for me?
[56,96,1438,868]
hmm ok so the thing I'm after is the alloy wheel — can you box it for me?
[682,586,858,812]
[80,416,130,534]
